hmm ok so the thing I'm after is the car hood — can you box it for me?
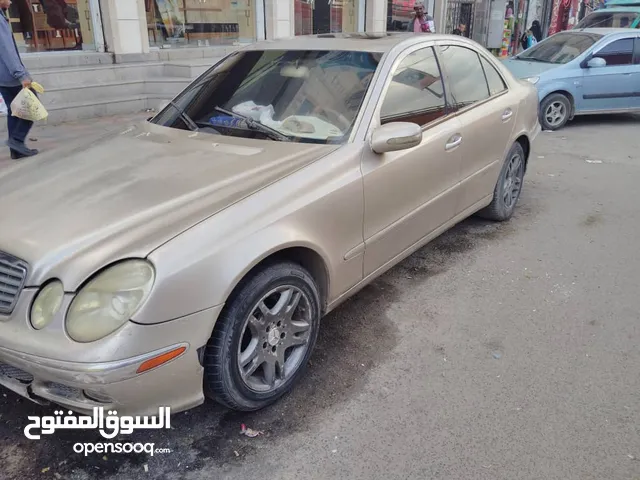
[0,122,338,289]
[502,58,559,78]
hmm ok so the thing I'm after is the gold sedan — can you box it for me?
[0,33,540,415]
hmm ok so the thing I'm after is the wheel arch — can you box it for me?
[515,134,531,173]
[224,245,331,314]
[541,89,576,119]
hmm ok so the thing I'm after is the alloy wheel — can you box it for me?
[237,285,313,392]
[502,151,524,210]
[544,101,567,128]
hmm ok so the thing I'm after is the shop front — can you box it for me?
[4,0,101,53]
[145,0,259,47]
[294,0,365,35]
[548,0,580,35]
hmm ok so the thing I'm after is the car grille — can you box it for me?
[0,251,28,315]
[0,361,34,383]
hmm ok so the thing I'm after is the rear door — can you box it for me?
[581,36,640,112]
[435,42,517,214]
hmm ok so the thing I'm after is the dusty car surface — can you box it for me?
[0,33,540,415]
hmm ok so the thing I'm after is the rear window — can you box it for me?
[576,11,640,28]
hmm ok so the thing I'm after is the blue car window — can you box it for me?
[593,38,634,66]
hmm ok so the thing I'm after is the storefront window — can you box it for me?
[294,0,360,35]
[146,0,256,47]
[5,0,95,53]
[387,0,417,31]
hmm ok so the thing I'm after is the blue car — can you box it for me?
[503,28,640,130]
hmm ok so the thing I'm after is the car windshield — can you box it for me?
[150,49,382,144]
[516,32,603,64]
[576,11,640,28]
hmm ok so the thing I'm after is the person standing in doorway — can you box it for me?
[407,4,436,33]
[0,0,38,158]
[452,23,467,36]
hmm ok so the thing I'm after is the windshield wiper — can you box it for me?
[213,106,292,142]
[166,101,199,131]
[516,57,549,63]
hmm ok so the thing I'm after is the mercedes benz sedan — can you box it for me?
[0,33,540,415]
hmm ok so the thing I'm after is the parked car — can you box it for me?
[575,0,640,29]
[503,28,640,130]
[0,33,540,415]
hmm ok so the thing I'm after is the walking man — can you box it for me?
[407,4,436,33]
[0,0,38,158]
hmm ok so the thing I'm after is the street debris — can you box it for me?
[586,160,603,164]
[234,450,240,457]
[628,455,636,460]
[537,155,545,159]
[240,424,264,437]
[54,474,62,479]
[332,449,338,453]
[492,351,502,359]
[41,467,50,473]
[144,464,149,472]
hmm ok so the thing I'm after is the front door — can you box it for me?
[436,43,518,212]
[361,45,463,277]
[581,36,640,112]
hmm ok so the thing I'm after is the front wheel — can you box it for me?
[540,93,571,131]
[477,142,526,222]
[203,262,321,411]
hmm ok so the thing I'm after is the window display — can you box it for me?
[294,0,360,35]
[5,0,95,53]
[146,0,257,47]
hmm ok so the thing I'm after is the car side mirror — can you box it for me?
[586,57,606,68]
[370,122,423,154]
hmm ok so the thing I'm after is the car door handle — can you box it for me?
[502,109,513,122]
[445,134,462,151]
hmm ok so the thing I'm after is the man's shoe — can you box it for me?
[7,140,38,158]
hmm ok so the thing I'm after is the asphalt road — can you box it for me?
[2,114,640,480]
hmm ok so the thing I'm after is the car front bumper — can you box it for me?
[0,305,223,416]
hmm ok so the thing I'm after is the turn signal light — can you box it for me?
[136,346,187,374]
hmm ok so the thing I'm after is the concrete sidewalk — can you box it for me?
[0,112,150,170]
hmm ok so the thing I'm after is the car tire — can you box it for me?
[203,261,321,411]
[539,93,571,131]
[477,142,526,222]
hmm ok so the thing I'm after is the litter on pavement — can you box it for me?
[240,424,264,437]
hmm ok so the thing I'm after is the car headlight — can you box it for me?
[66,260,155,343]
[524,76,540,85]
[30,280,64,330]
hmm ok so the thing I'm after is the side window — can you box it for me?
[380,47,447,126]
[439,45,490,110]
[634,38,640,65]
[593,38,634,66]
[480,56,507,96]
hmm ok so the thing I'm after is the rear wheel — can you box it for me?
[204,262,321,411]
[477,142,526,221]
[540,93,571,131]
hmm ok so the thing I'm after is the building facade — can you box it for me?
[5,0,475,58]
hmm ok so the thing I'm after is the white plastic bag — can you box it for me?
[232,101,281,128]
[10,82,48,122]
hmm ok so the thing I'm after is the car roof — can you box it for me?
[604,0,640,6]
[589,6,640,11]
[564,27,638,35]
[241,32,480,53]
